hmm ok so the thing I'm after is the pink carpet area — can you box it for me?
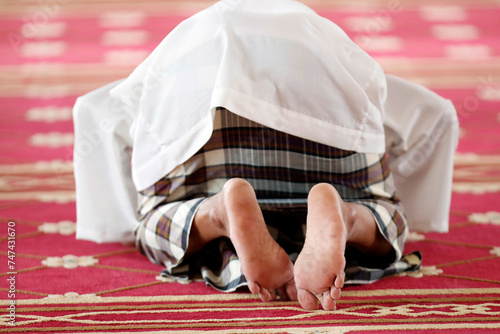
[1,0,500,333]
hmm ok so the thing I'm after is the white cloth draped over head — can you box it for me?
[109,0,388,190]
[72,0,459,243]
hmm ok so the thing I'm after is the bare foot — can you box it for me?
[294,183,350,310]
[213,178,297,301]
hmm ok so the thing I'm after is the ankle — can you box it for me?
[342,202,357,240]
[208,202,229,237]
[344,203,393,257]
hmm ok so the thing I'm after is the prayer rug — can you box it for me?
[1,0,499,333]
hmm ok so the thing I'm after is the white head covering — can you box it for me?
[110,0,388,190]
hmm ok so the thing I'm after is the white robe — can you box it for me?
[73,0,459,243]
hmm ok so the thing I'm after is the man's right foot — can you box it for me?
[294,183,349,310]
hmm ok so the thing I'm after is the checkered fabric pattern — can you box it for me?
[135,108,421,292]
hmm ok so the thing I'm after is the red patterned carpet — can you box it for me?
[1,0,500,333]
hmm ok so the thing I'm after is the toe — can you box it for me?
[334,274,345,289]
[297,288,319,310]
[321,290,336,311]
[285,280,298,301]
[248,281,260,295]
[330,286,341,300]
[276,286,287,300]
[259,287,274,302]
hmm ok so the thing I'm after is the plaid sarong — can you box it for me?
[135,108,421,291]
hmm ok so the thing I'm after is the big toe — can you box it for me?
[297,288,319,310]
